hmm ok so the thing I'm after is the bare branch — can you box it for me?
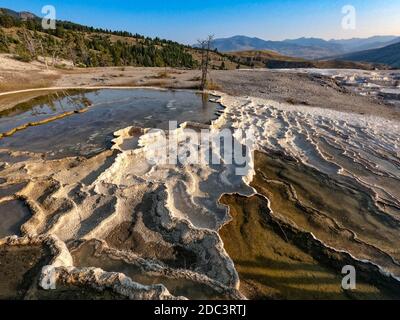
[199,35,214,90]
[21,27,37,59]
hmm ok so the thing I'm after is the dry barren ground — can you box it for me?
[1,53,397,121]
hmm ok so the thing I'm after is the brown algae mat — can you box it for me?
[0,244,51,299]
[219,151,400,300]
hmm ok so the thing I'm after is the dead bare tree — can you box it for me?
[63,36,77,67]
[51,48,60,67]
[38,38,49,70]
[197,35,214,90]
[21,27,37,60]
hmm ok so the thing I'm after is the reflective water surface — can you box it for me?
[0,89,222,158]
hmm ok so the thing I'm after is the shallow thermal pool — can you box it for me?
[0,89,223,158]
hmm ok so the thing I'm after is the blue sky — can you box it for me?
[1,0,399,44]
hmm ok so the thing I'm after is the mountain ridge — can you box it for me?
[334,41,400,68]
[0,8,37,20]
[209,35,400,59]
[226,49,385,70]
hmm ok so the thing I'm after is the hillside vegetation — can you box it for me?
[0,9,197,68]
[0,8,252,71]
[336,42,400,69]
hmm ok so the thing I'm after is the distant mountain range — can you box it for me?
[209,35,400,60]
[335,42,400,68]
[226,50,382,70]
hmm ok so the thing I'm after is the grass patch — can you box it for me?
[153,70,171,79]
[285,98,310,105]
[205,79,220,90]
[0,74,59,93]
[189,76,201,82]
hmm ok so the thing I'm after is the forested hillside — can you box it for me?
[0,8,196,68]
